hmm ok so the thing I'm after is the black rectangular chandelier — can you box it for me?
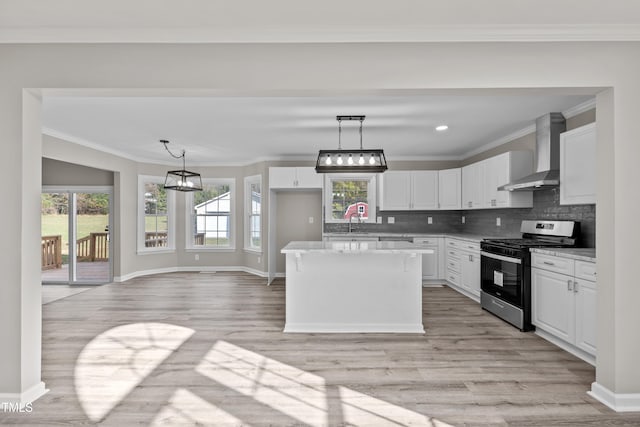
[160,140,203,192]
[315,115,388,173]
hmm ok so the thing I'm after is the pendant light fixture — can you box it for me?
[160,139,203,192]
[315,115,388,173]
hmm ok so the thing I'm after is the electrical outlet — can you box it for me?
[461,216,466,224]
[427,217,433,224]
[195,254,199,261]
[388,217,395,224]
[308,216,314,224]
[496,217,501,226]
[376,217,382,224]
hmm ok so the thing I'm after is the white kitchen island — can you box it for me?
[281,240,433,333]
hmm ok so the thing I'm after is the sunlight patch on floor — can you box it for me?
[151,388,245,426]
[196,340,328,426]
[74,322,194,422]
[339,386,455,427]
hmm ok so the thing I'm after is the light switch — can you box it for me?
[308,216,314,224]
[427,217,433,224]
[388,217,395,224]
[376,217,382,224]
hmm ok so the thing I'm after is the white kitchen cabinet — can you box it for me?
[379,171,438,211]
[438,168,462,210]
[269,167,322,189]
[445,238,480,302]
[482,151,533,209]
[462,162,483,209]
[413,237,442,282]
[531,253,597,362]
[560,123,597,205]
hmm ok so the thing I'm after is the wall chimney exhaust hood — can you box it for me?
[498,112,566,192]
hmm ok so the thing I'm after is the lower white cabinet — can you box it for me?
[531,252,597,362]
[413,237,443,281]
[445,238,480,301]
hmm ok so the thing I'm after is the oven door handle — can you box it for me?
[480,251,522,265]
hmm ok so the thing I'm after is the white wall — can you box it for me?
[1,42,639,405]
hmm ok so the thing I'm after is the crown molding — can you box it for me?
[562,98,597,118]
[2,24,640,44]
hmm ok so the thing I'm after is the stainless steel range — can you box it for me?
[480,220,580,331]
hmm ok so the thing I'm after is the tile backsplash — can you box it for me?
[324,187,596,247]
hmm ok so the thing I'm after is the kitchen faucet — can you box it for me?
[348,211,361,233]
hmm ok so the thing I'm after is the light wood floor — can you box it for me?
[3,272,640,426]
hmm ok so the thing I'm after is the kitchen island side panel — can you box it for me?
[283,252,424,333]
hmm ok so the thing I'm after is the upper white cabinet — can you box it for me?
[438,168,462,210]
[462,162,483,209]
[482,151,533,209]
[269,167,322,189]
[560,123,597,205]
[463,151,533,210]
[379,171,438,211]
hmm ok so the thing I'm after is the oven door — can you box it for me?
[480,251,523,308]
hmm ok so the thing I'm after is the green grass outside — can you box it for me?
[41,214,110,255]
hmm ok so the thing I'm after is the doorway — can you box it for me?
[41,186,113,284]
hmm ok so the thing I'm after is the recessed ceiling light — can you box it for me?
[435,125,449,132]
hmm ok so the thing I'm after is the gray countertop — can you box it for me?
[530,247,596,262]
[322,232,518,243]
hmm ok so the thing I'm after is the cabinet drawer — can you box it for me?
[445,248,460,260]
[460,241,480,252]
[531,253,574,276]
[413,237,439,245]
[575,260,597,282]
[446,258,461,273]
[446,239,462,249]
[446,271,461,286]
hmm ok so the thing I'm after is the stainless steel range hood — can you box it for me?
[498,112,566,191]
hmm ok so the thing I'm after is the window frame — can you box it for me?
[244,174,262,253]
[323,173,377,223]
[185,178,236,252]
[137,175,176,254]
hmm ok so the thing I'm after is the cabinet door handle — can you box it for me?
[469,254,473,262]
[567,279,573,291]
[573,281,579,293]
[543,261,555,266]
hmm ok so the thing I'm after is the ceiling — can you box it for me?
[42,93,593,165]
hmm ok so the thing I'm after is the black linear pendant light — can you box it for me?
[315,115,388,173]
[160,140,203,192]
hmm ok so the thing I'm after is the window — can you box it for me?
[324,174,377,223]
[187,179,235,250]
[138,175,175,252]
[244,175,262,252]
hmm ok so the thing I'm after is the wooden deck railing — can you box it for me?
[41,235,62,270]
[145,231,168,248]
[76,232,109,262]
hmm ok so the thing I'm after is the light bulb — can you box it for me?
[369,154,376,165]
[187,181,194,187]
[347,154,354,165]
[358,154,365,165]
[337,154,343,165]
[177,180,184,187]
[325,154,332,165]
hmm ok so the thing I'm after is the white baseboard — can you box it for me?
[115,266,268,282]
[283,322,425,334]
[0,381,48,405]
[589,382,640,412]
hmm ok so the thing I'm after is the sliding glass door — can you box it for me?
[41,187,112,284]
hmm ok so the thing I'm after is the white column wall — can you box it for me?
[0,41,639,399]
